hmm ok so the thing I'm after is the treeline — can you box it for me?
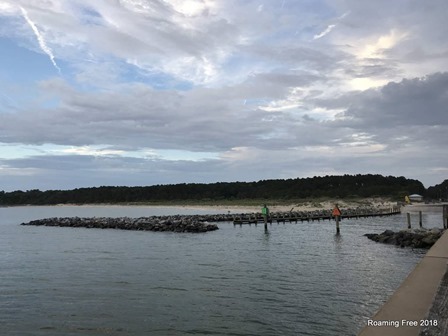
[0,174,427,205]
[426,179,448,200]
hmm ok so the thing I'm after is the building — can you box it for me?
[408,194,424,202]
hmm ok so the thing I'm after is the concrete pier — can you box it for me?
[358,229,448,336]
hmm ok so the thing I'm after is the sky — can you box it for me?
[0,0,447,191]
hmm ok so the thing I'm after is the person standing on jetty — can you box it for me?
[262,204,270,232]
[332,204,342,218]
[262,204,270,217]
[332,204,342,234]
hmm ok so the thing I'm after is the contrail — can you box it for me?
[313,24,336,40]
[20,7,61,74]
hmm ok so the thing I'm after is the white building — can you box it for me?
[409,194,424,202]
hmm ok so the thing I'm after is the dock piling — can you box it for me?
[262,204,269,232]
[443,205,448,229]
[335,216,340,235]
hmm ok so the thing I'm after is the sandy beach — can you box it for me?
[37,197,399,214]
[134,198,398,214]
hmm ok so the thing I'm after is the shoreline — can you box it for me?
[402,203,448,213]
[1,197,400,214]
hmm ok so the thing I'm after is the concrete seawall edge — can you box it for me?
[358,229,448,336]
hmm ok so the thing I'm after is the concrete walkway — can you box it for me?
[358,229,448,336]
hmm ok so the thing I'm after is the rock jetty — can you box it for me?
[21,216,219,233]
[365,228,445,248]
[20,206,400,233]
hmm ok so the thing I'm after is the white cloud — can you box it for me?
[167,0,214,17]
[59,146,125,157]
[1,0,448,189]
[0,2,17,14]
[350,77,389,91]
[357,30,408,60]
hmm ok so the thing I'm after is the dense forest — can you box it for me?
[0,174,431,205]
[426,179,448,200]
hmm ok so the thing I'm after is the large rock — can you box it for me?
[21,216,219,233]
[364,228,445,248]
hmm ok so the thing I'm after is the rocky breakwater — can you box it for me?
[21,216,219,233]
[365,228,445,248]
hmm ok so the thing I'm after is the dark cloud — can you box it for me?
[344,60,402,79]
[337,72,448,128]
[0,76,330,151]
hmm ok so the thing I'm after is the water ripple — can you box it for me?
[0,207,429,336]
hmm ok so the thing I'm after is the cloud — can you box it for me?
[20,6,61,74]
[0,70,330,152]
[339,72,448,129]
[313,24,335,40]
[1,0,448,190]
[1,72,447,179]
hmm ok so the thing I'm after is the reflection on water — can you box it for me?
[0,206,432,336]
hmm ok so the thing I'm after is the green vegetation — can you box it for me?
[426,179,448,201]
[0,174,429,206]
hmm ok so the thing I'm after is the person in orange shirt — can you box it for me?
[332,204,341,217]
[332,204,342,234]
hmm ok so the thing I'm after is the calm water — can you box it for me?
[0,206,442,336]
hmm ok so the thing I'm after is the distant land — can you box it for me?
[0,174,447,206]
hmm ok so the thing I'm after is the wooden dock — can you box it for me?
[232,207,401,225]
